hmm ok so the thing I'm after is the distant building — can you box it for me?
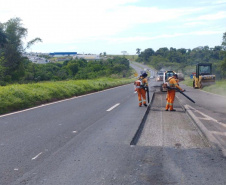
[23,52,49,63]
[49,52,77,57]
[74,54,100,60]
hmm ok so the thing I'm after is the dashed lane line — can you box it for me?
[32,152,43,160]
[106,103,120,112]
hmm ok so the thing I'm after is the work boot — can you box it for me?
[139,105,142,107]
[143,103,147,107]
[170,109,176,111]
[165,109,168,111]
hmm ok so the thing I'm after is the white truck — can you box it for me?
[160,71,176,92]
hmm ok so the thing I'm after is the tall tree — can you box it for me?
[136,48,141,55]
[222,32,226,48]
[140,48,155,62]
[0,26,7,48]
[155,47,169,57]
[220,32,226,78]
[0,17,41,80]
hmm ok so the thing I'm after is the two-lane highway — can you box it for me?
[0,83,150,185]
[1,62,226,185]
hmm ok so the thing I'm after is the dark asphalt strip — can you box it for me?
[130,92,155,145]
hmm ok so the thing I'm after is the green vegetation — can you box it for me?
[0,51,132,85]
[136,32,226,80]
[124,55,138,61]
[107,55,138,61]
[0,17,135,114]
[204,80,226,97]
[0,78,133,114]
[136,48,141,55]
[181,77,226,97]
[0,18,41,83]
[181,76,193,87]
[0,18,133,85]
[1,16,225,114]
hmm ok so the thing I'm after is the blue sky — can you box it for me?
[1,0,226,54]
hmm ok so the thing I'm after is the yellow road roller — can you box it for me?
[193,63,215,89]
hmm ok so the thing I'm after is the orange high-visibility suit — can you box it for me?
[134,77,148,106]
[165,77,182,111]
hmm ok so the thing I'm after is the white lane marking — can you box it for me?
[211,131,226,137]
[106,103,120,112]
[0,84,131,118]
[197,117,213,121]
[32,152,43,160]
[14,168,19,171]
[184,105,218,145]
[191,107,226,128]
[72,131,77,133]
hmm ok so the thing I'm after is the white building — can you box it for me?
[73,54,100,60]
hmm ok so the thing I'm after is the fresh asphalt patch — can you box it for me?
[132,91,210,149]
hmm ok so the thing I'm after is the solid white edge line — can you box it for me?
[211,131,226,137]
[106,103,120,112]
[185,104,226,156]
[0,84,132,118]
[192,106,226,128]
[32,152,43,160]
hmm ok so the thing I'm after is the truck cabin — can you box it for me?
[196,63,212,77]
[164,71,176,82]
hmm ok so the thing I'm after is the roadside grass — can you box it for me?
[0,78,134,115]
[203,80,226,97]
[124,55,138,60]
[108,55,138,61]
[181,76,193,87]
[181,77,226,97]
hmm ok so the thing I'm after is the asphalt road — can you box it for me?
[177,83,226,156]
[136,76,226,185]
[0,62,226,185]
[0,83,148,185]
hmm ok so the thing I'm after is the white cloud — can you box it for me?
[1,0,205,44]
[198,0,226,5]
[212,0,226,4]
[183,21,208,27]
[1,0,225,53]
[195,11,226,21]
[1,0,138,39]
[104,30,224,44]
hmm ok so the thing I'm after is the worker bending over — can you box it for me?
[165,74,184,111]
[134,73,148,107]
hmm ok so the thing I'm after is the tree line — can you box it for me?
[21,57,130,83]
[136,32,226,79]
[0,18,131,85]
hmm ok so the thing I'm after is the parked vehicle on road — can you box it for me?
[156,71,164,81]
[177,73,185,81]
[160,71,176,92]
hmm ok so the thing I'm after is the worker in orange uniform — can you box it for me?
[165,74,184,111]
[134,73,148,107]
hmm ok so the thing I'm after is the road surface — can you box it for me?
[0,62,225,185]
